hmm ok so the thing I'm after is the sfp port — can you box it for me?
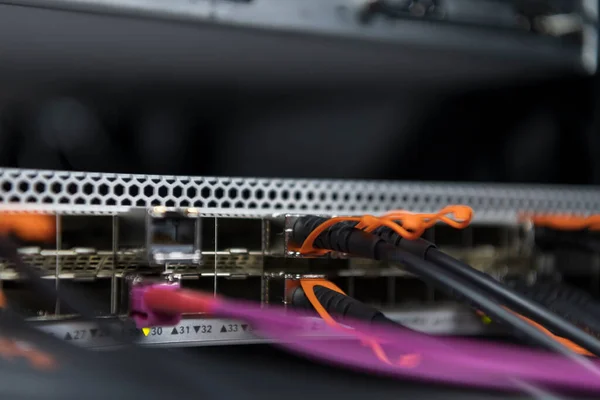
[146,207,201,265]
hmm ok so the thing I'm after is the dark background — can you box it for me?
[0,3,595,184]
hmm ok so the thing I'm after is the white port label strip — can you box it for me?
[33,308,491,348]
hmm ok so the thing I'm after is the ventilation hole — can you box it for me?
[228,188,238,199]
[235,201,244,208]
[185,187,196,198]
[128,185,139,197]
[221,201,231,208]
[268,190,277,200]
[83,183,94,195]
[367,194,374,202]
[107,198,117,206]
[241,189,251,200]
[261,202,270,209]
[144,186,154,196]
[111,184,123,196]
[172,186,183,197]
[65,183,77,195]
[180,200,190,207]
[215,188,224,199]
[34,182,46,193]
[59,197,69,204]
[208,200,218,208]
[331,193,338,201]
[18,182,29,193]
[158,186,168,197]
[42,196,52,203]
[165,199,175,207]
[122,199,132,206]
[97,184,109,196]
[294,191,302,201]
[281,190,289,200]
[75,198,85,205]
[255,189,264,200]
[91,198,101,205]
[2,181,12,191]
[193,200,203,207]
[248,202,258,209]
[319,193,326,201]
[149,199,160,206]
[300,204,308,210]
[9,196,19,202]
[274,203,283,210]
[307,192,314,201]
[201,187,211,198]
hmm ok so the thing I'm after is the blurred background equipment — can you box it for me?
[0,0,597,182]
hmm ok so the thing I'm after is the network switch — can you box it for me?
[1,168,599,348]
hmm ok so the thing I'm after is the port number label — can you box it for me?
[193,325,212,334]
[220,324,238,333]
[151,327,162,336]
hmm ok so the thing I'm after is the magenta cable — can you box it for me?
[135,286,600,394]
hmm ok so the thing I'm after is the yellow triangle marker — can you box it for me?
[142,328,151,337]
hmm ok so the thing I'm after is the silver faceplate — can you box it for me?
[0,168,599,223]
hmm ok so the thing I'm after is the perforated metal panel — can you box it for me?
[1,168,599,222]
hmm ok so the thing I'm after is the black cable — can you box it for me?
[369,223,600,355]
[511,280,600,339]
[291,216,600,362]
[288,284,399,327]
[383,249,600,362]
[425,248,600,349]
[300,216,600,356]
[0,237,133,344]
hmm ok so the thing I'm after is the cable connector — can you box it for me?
[130,279,182,329]
[287,277,397,327]
[291,216,390,259]
[289,206,471,256]
[290,215,437,260]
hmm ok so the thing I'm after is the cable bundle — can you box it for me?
[7,210,600,396]
[291,210,600,356]
[134,205,600,393]
[140,286,600,393]
[291,205,472,255]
